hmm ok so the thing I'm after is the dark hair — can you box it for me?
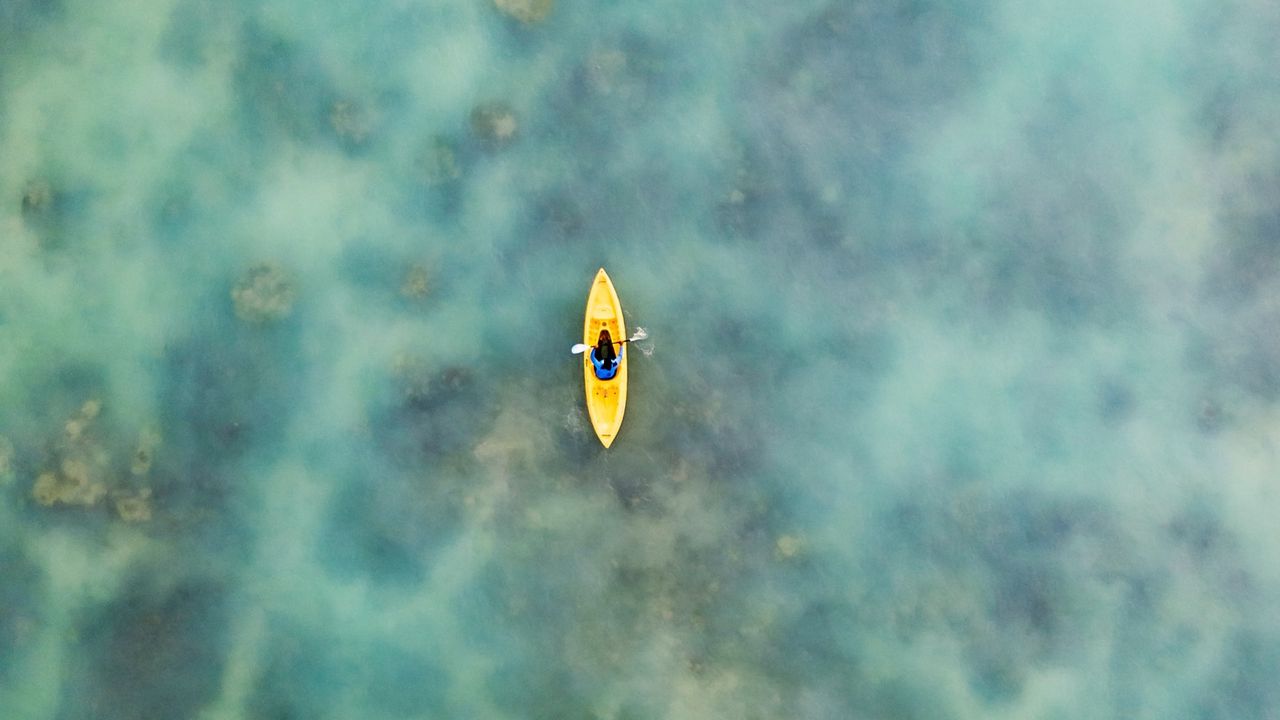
[596,329,617,363]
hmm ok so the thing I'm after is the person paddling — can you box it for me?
[590,328,622,380]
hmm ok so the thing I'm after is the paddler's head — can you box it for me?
[596,329,616,361]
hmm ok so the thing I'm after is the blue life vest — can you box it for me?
[590,347,622,380]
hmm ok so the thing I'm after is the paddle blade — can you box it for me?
[629,327,648,342]
[570,343,591,355]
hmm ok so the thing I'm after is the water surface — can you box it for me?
[2,0,1279,718]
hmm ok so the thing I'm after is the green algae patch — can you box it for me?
[328,100,374,147]
[493,0,553,24]
[399,264,431,300]
[26,401,158,523]
[419,136,462,186]
[32,400,109,508]
[130,428,161,477]
[114,488,153,523]
[20,179,54,215]
[32,463,107,507]
[470,102,519,150]
[231,263,296,323]
[0,435,13,483]
[774,534,804,560]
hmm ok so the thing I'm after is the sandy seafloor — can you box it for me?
[2,0,1280,717]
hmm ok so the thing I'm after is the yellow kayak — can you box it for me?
[583,268,627,447]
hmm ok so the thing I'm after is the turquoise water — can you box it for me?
[2,0,1280,717]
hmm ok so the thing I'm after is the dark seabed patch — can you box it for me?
[231,22,342,145]
[247,623,450,719]
[149,292,308,549]
[317,464,464,587]
[58,579,229,720]
[0,546,42,681]
[1194,630,1280,720]
[0,0,61,49]
[376,362,499,461]
[17,175,96,257]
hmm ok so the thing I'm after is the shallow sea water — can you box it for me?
[2,0,1280,718]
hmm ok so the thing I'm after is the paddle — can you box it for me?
[570,328,647,355]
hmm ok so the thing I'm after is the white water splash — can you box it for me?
[629,326,654,356]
